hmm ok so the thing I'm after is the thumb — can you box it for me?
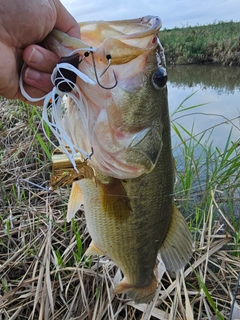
[53,0,80,38]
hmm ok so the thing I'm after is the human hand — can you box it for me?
[0,0,80,104]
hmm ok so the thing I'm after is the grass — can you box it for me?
[0,95,240,319]
[160,21,240,65]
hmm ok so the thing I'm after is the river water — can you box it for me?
[167,65,240,216]
[167,64,240,151]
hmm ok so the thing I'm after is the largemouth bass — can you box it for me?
[44,16,192,304]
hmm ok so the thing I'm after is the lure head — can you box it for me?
[54,53,80,92]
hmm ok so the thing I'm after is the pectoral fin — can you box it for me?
[98,177,131,221]
[159,205,192,272]
[67,181,84,222]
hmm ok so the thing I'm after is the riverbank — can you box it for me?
[160,21,240,65]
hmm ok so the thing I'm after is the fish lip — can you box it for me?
[110,16,162,40]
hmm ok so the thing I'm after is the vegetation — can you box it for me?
[0,97,240,319]
[159,21,240,66]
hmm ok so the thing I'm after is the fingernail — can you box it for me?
[25,67,40,81]
[28,48,44,63]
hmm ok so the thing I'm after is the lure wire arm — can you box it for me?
[84,147,94,161]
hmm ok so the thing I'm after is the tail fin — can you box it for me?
[159,205,192,272]
[114,275,158,304]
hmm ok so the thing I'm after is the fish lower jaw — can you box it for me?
[90,157,148,180]
[89,143,159,179]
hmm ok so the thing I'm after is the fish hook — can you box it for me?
[91,52,118,90]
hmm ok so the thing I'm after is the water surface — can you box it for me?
[167,65,240,217]
[167,64,240,150]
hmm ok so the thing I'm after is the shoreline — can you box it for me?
[160,20,240,66]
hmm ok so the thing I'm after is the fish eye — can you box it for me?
[152,67,167,89]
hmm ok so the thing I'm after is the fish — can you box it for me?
[44,16,192,304]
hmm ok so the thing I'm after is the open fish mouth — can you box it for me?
[21,16,167,179]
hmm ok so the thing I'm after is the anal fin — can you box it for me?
[159,205,193,272]
[85,241,105,256]
[67,181,84,222]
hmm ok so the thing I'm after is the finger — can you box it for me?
[22,65,54,94]
[53,0,80,38]
[23,45,60,73]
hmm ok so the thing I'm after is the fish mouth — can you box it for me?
[78,16,162,65]
[44,16,162,59]
[42,16,165,179]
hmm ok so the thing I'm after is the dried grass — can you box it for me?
[0,99,239,319]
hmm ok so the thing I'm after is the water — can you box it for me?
[167,64,240,150]
[167,65,240,217]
